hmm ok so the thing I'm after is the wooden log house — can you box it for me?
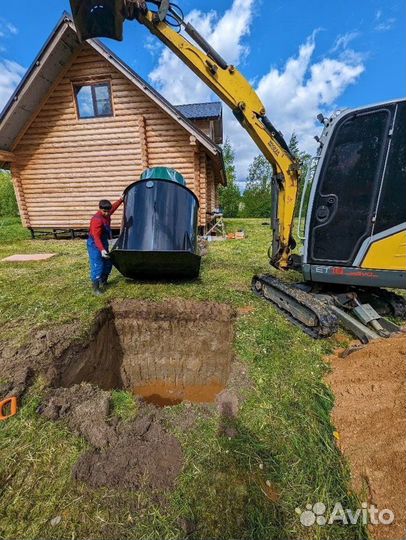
[0,13,226,235]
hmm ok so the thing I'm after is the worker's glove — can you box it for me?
[101,250,110,259]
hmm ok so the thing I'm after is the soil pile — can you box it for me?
[326,335,406,540]
[40,384,117,448]
[40,383,183,491]
[73,416,182,490]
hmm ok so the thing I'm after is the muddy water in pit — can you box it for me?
[133,381,226,406]
[51,299,235,407]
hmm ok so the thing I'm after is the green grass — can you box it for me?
[110,390,138,422]
[0,218,367,539]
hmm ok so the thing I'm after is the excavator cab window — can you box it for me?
[309,106,393,265]
[69,0,125,41]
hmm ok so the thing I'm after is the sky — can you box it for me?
[0,0,404,187]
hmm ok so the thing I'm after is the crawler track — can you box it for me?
[252,274,339,339]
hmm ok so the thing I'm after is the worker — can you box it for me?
[87,197,124,295]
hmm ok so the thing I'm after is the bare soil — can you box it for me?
[326,334,406,540]
[40,383,183,491]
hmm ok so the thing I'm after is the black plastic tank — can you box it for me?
[110,167,201,280]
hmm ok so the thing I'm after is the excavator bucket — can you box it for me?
[110,168,201,281]
[69,0,125,42]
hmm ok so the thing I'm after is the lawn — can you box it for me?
[0,217,366,540]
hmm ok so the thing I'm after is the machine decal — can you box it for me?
[315,266,379,279]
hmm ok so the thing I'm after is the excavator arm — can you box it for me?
[70,0,300,269]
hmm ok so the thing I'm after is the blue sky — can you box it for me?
[0,0,404,182]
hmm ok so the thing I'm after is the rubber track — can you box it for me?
[378,289,406,319]
[252,274,339,339]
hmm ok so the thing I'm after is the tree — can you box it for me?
[288,132,312,216]
[241,155,273,217]
[0,171,19,217]
[218,139,241,217]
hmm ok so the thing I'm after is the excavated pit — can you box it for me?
[0,299,237,492]
[51,299,235,407]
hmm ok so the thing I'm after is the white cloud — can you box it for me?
[144,34,162,56]
[375,18,396,32]
[0,18,23,111]
[6,22,18,35]
[226,34,365,181]
[0,18,18,39]
[149,0,255,104]
[374,9,396,31]
[0,59,26,111]
[331,31,360,52]
[255,36,365,155]
[148,1,365,182]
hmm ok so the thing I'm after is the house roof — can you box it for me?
[176,102,222,120]
[0,13,225,183]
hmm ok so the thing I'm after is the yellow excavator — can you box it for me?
[70,0,406,341]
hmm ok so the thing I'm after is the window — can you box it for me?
[74,82,113,119]
[310,108,390,264]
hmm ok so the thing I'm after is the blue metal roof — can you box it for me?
[175,102,222,120]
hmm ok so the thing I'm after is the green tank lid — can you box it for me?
[140,167,186,186]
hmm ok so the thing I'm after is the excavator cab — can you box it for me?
[300,98,406,290]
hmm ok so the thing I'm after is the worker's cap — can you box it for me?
[99,199,113,210]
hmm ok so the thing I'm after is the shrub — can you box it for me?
[0,171,19,217]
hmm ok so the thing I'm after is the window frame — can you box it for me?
[72,79,114,120]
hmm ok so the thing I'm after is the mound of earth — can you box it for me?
[40,383,183,491]
[73,415,183,491]
[326,335,406,540]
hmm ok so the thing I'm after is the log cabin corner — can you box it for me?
[0,13,226,236]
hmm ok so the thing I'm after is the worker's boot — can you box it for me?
[92,280,103,296]
[100,275,109,289]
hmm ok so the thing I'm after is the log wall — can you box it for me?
[12,44,221,230]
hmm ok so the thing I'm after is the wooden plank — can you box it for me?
[11,48,82,151]
[199,150,207,225]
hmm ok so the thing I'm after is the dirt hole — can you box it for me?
[51,299,235,407]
